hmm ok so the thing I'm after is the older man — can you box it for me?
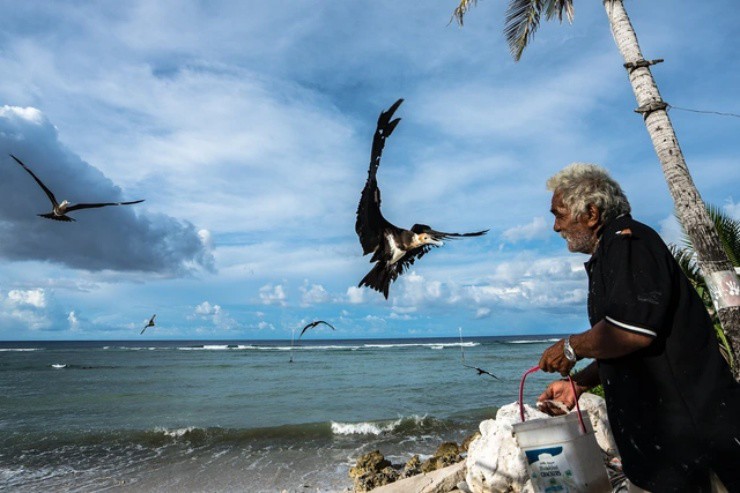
[537,163,740,492]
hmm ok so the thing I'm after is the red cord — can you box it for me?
[518,365,587,434]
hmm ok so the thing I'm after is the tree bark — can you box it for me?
[604,0,740,380]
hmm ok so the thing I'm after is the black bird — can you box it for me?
[140,314,156,335]
[9,154,144,222]
[354,99,488,298]
[463,363,500,380]
[299,320,336,338]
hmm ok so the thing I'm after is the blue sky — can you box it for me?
[0,0,737,340]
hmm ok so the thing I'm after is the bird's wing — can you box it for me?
[412,225,489,240]
[355,99,404,255]
[463,363,499,380]
[66,199,144,212]
[370,245,432,298]
[318,321,336,331]
[299,322,315,338]
[140,327,147,335]
[10,154,60,206]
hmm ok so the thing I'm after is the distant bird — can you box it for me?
[140,314,156,335]
[355,99,488,298]
[463,363,500,380]
[9,154,144,222]
[299,320,336,338]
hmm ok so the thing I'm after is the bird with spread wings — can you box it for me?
[140,314,156,335]
[299,320,336,338]
[354,99,488,299]
[9,154,144,222]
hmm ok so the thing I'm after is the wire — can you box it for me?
[668,105,740,119]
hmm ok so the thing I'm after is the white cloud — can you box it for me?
[0,106,214,275]
[194,301,221,316]
[259,284,287,306]
[68,310,80,330]
[502,217,549,243]
[475,307,491,319]
[192,300,237,331]
[346,286,365,304]
[8,288,47,308]
[300,281,329,306]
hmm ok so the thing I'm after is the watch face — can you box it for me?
[564,341,576,362]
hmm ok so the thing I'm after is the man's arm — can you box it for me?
[540,318,653,375]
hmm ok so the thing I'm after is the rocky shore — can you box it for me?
[348,394,626,493]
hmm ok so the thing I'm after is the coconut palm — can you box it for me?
[453,0,740,380]
[671,205,740,368]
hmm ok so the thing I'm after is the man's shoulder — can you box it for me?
[603,215,662,243]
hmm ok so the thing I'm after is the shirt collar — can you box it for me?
[585,213,632,271]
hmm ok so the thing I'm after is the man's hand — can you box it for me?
[537,380,581,416]
[539,338,576,376]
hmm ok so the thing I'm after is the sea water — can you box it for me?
[0,336,562,492]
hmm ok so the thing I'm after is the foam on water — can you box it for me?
[0,348,41,352]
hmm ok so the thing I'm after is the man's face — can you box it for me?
[550,191,599,254]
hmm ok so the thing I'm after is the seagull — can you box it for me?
[354,99,488,298]
[140,314,156,335]
[299,320,336,338]
[463,363,500,380]
[9,154,144,222]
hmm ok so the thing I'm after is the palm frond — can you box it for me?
[504,0,574,61]
[706,204,740,266]
[452,0,478,26]
[678,205,740,267]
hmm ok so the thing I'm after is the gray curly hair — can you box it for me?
[546,163,631,224]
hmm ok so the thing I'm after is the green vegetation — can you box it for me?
[670,204,740,368]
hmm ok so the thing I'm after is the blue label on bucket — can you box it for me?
[524,446,577,492]
[525,446,563,464]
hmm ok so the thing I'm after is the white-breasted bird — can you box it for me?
[9,154,144,222]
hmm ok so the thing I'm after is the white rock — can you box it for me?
[578,393,618,456]
[465,395,616,493]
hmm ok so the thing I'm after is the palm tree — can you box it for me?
[452,0,740,380]
[671,205,740,368]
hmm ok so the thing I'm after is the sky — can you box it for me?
[0,0,737,341]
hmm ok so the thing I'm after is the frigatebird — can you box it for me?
[463,363,500,380]
[9,154,144,222]
[140,314,156,335]
[354,99,488,298]
[299,320,336,338]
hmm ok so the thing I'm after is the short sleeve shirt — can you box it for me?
[585,215,740,486]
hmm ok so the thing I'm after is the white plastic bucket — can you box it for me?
[513,366,611,493]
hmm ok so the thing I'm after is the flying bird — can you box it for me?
[9,154,144,222]
[463,363,500,380]
[140,314,156,335]
[354,99,488,298]
[299,320,336,338]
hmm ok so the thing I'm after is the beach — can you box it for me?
[0,336,561,492]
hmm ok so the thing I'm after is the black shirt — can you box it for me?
[585,214,740,488]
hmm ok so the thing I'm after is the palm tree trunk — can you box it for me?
[604,0,740,380]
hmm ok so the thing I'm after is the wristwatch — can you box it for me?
[563,337,577,363]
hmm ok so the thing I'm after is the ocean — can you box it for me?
[0,336,563,492]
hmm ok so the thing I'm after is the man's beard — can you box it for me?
[562,230,596,254]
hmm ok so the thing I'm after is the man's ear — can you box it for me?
[586,204,601,228]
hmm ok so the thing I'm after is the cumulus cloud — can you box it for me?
[0,288,52,331]
[0,106,214,275]
[192,301,237,330]
[300,281,329,306]
[346,286,365,304]
[502,217,549,243]
[475,307,491,319]
[68,310,80,330]
[8,288,47,308]
[259,284,287,306]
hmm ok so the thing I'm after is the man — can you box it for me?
[537,163,740,492]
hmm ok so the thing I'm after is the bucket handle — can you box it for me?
[519,365,587,434]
